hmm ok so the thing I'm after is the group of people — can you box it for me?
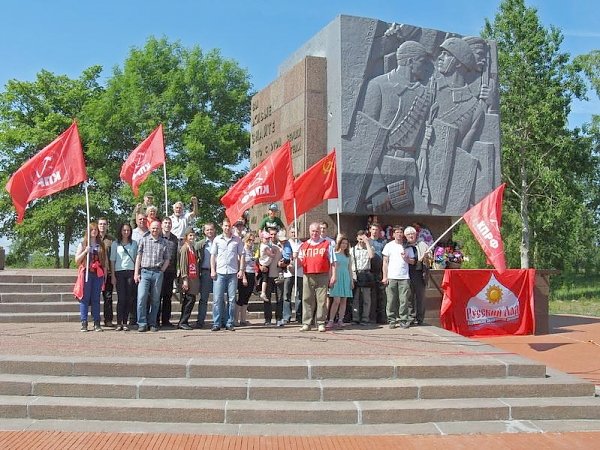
[75,196,431,333]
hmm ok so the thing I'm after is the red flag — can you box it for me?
[463,183,507,274]
[440,269,536,337]
[283,150,338,222]
[120,124,165,196]
[221,141,294,224]
[5,122,87,223]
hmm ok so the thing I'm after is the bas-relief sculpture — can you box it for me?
[341,21,500,216]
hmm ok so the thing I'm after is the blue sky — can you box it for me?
[0,0,598,126]
[0,0,598,250]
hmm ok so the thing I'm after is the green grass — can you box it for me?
[549,273,600,317]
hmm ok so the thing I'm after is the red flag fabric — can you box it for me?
[463,183,507,274]
[440,269,536,337]
[283,150,338,222]
[5,122,87,223]
[120,124,165,196]
[221,141,294,224]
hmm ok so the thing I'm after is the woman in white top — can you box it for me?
[110,223,138,331]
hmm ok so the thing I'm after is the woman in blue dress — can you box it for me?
[328,235,354,328]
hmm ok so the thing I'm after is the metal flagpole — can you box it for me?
[162,162,168,217]
[84,183,90,282]
[336,200,340,237]
[425,216,464,254]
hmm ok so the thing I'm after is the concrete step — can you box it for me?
[1,395,598,424]
[0,272,77,285]
[0,311,270,323]
[0,355,547,380]
[0,283,73,294]
[0,370,592,401]
[0,293,74,303]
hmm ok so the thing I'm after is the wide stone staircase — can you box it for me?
[0,269,599,434]
[0,269,264,324]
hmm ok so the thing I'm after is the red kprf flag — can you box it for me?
[463,183,507,274]
[440,269,536,337]
[283,149,338,222]
[221,141,294,224]
[120,124,165,196]
[5,122,87,223]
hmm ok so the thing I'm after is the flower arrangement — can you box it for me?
[433,243,464,269]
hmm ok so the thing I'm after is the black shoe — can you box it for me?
[211,326,221,332]
[195,323,204,329]
[138,326,148,332]
[178,323,193,330]
[162,322,175,329]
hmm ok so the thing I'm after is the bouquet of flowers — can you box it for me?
[433,243,463,269]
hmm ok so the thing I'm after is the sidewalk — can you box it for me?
[480,314,600,385]
[0,314,599,449]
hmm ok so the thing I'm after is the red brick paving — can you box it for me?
[1,431,600,449]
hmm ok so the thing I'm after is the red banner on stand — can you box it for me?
[440,269,536,337]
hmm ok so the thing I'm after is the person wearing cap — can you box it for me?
[132,191,156,228]
[258,203,285,232]
[232,217,248,238]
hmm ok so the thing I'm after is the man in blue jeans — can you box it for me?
[134,220,171,332]
[210,217,244,331]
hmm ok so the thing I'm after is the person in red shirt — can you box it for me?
[298,222,336,332]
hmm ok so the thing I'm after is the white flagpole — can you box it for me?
[84,183,90,282]
[425,216,464,254]
[293,198,298,312]
[162,162,168,217]
[336,200,340,237]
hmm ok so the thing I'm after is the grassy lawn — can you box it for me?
[549,273,600,317]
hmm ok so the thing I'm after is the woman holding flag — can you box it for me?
[74,222,109,332]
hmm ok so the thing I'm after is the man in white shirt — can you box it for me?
[382,225,414,329]
[170,197,198,241]
[210,218,244,331]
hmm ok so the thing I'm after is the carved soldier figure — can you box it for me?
[361,41,434,212]
[423,37,485,211]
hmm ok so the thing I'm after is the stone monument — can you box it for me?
[250,15,500,237]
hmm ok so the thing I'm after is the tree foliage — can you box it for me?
[0,36,252,267]
[0,67,104,267]
[481,0,599,270]
[83,36,252,226]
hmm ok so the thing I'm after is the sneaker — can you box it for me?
[326,320,334,329]
[300,324,311,332]
[150,326,159,332]
[225,324,235,331]
[389,322,397,329]
[178,323,193,330]
[400,322,410,329]
[211,326,221,332]
[318,324,326,332]
[259,293,268,301]
[80,321,88,332]
[276,320,284,327]
[123,325,130,331]
[115,325,123,331]
[138,326,148,332]
[104,321,113,328]
[94,323,103,332]
[264,321,272,326]
[239,321,251,326]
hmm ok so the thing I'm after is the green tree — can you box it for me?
[482,0,597,269]
[83,36,252,226]
[0,67,104,267]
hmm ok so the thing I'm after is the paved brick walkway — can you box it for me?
[1,430,599,449]
[1,314,599,449]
